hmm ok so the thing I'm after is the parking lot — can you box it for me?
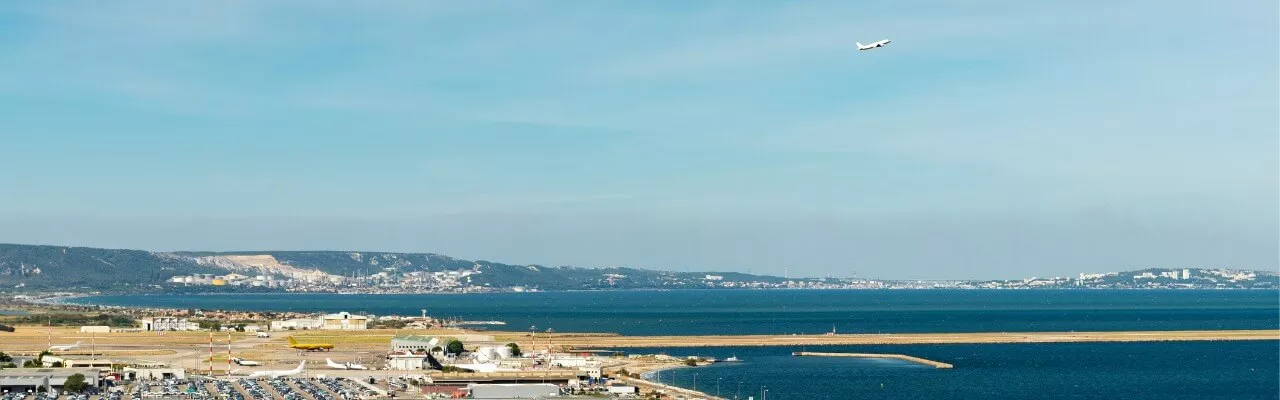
[131,377,378,400]
[2,377,382,400]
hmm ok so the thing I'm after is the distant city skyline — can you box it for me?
[0,1,1275,280]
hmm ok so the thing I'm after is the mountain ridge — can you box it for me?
[0,243,787,292]
[1,243,1274,293]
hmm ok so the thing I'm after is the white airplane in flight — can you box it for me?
[856,39,891,51]
[48,341,81,351]
[246,361,306,378]
[325,358,368,370]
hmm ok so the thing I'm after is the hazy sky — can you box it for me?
[1,1,1276,280]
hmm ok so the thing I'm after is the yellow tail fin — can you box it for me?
[288,336,297,345]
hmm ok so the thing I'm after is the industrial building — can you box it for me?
[39,356,113,370]
[391,333,442,352]
[122,367,186,380]
[386,353,432,370]
[320,312,369,330]
[139,317,193,331]
[269,318,323,330]
[269,312,370,331]
[468,383,561,399]
[0,368,101,393]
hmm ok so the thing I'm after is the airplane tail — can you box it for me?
[287,336,297,345]
[856,42,864,48]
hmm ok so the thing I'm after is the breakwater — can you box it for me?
[793,351,954,368]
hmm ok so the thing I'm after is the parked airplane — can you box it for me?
[232,357,263,366]
[48,341,81,351]
[856,39,891,51]
[287,336,333,351]
[246,361,306,378]
[325,358,368,370]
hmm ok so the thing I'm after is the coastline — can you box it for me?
[620,363,726,400]
[16,286,1280,305]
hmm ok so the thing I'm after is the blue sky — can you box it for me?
[1,1,1276,279]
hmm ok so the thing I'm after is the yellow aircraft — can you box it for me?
[287,336,334,352]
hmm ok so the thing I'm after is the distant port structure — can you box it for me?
[793,351,954,369]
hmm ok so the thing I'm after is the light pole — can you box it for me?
[736,381,743,400]
[693,373,698,392]
[717,378,722,397]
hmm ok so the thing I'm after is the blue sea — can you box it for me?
[76,290,1279,399]
[627,341,1280,400]
[77,289,1278,335]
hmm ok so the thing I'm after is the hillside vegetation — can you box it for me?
[0,243,782,292]
[0,244,224,291]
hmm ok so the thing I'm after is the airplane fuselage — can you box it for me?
[247,361,305,378]
[326,358,367,370]
[287,336,333,351]
[857,39,891,51]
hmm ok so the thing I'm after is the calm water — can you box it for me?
[77,289,1279,335]
[630,341,1280,400]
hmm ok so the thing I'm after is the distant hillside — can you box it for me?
[3,243,1273,293]
[0,244,785,292]
[174,250,788,290]
[0,244,225,291]
[174,251,478,275]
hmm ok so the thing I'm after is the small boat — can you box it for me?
[724,355,741,362]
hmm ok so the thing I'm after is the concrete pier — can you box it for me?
[793,352,954,368]
[616,375,728,400]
